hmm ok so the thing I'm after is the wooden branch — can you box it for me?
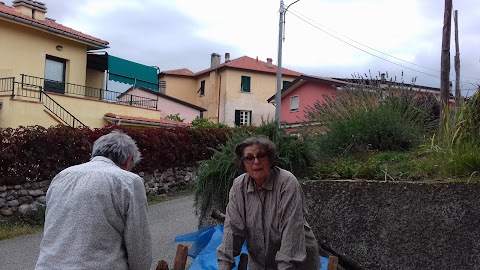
[173,244,188,270]
[156,260,169,270]
[211,208,226,222]
[327,255,339,270]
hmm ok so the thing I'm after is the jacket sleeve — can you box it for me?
[275,176,307,270]
[217,182,246,270]
[124,177,152,270]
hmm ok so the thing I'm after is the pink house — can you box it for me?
[267,75,347,125]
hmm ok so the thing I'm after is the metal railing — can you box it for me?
[0,77,85,128]
[41,90,86,128]
[21,74,158,109]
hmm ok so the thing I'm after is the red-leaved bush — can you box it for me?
[0,125,233,185]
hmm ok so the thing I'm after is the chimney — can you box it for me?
[225,53,230,63]
[12,0,47,21]
[266,58,273,68]
[211,53,221,69]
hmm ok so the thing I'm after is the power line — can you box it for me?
[288,9,480,81]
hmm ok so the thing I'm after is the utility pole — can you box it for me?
[454,10,461,110]
[275,0,285,123]
[275,0,300,124]
[440,0,452,134]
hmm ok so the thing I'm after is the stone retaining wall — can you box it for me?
[0,167,197,221]
[302,180,480,270]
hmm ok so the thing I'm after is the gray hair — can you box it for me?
[92,130,141,167]
[234,135,279,171]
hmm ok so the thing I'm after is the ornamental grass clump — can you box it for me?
[306,73,438,159]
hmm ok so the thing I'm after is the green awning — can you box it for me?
[108,55,158,91]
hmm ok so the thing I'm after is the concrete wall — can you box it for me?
[302,180,480,270]
[159,75,197,104]
[0,92,161,129]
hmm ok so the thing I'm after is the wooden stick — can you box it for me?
[238,253,249,270]
[173,244,189,270]
[156,260,169,270]
[327,255,339,270]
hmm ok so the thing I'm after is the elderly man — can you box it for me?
[36,130,152,270]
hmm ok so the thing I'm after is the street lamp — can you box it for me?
[275,0,300,123]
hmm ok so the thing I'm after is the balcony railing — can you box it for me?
[0,77,85,128]
[20,74,158,110]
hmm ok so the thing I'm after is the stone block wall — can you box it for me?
[302,180,480,270]
[0,167,197,221]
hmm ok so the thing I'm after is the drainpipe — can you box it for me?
[217,70,222,123]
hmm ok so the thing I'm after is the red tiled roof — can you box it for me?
[0,3,109,47]
[161,68,195,76]
[104,113,191,127]
[195,56,302,77]
[160,56,302,78]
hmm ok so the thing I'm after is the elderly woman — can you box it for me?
[217,136,320,270]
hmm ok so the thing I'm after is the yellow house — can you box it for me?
[0,0,171,129]
[158,53,301,126]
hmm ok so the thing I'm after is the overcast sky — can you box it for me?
[7,0,480,95]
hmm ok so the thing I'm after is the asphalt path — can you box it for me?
[0,193,198,270]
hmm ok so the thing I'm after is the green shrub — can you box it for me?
[165,113,185,122]
[191,117,229,128]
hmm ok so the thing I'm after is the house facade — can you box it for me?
[0,0,179,129]
[158,53,301,126]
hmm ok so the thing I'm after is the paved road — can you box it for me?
[0,194,198,270]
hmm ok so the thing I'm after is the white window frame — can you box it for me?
[290,95,299,112]
[239,110,251,125]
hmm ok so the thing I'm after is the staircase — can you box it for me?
[0,77,86,128]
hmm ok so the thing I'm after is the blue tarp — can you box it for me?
[175,225,329,270]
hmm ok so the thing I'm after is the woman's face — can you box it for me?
[242,144,271,186]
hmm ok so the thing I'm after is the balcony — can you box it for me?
[17,74,159,110]
[0,75,162,128]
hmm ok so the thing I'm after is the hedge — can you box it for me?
[0,125,233,185]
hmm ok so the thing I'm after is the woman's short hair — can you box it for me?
[234,136,279,171]
[91,130,141,167]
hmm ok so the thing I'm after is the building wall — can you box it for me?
[0,19,89,87]
[281,81,337,123]
[223,69,297,126]
[85,68,105,92]
[159,75,197,104]
[126,88,201,123]
[0,94,60,128]
[0,92,161,129]
[196,73,220,122]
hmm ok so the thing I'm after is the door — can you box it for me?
[44,56,66,94]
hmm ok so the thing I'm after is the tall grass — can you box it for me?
[306,76,437,159]
[422,90,480,178]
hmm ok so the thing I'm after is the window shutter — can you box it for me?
[235,110,240,126]
[241,76,251,92]
[249,111,252,125]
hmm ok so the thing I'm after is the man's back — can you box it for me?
[35,156,152,270]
